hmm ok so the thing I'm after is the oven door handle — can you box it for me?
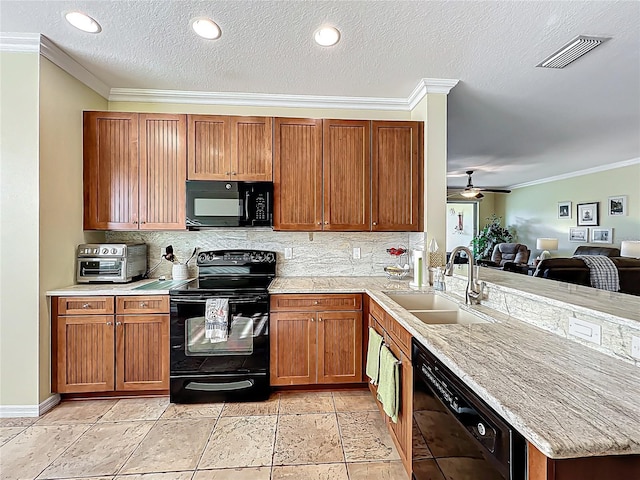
[185,379,254,392]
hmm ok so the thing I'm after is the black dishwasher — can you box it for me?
[412,338,526,480]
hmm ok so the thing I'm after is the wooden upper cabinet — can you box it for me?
[372,121,420,232]
[273,118,323,230]
[83,112,139,230]
[187,115,272,181]
[231,116,273,181]
[187,115,231,180]
[322,120,371,231]
[138,114,187,230]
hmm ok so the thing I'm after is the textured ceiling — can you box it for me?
[1,0,639,188]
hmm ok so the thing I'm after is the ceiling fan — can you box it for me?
[448,170,511,199]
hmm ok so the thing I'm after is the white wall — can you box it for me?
[0,52,40,407]
[502,164,640,257]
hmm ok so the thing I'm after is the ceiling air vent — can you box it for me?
[537,35,610,69]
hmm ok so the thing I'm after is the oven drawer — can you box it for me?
[116,295,169,314]
[57,296,114,315]
[271,294,362,311]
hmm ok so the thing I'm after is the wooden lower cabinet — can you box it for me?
[52,295,169,394]
[367,300,413,477]
[270,294,363,386]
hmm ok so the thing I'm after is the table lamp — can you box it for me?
[620,241,640,258]
[536,238,559,260]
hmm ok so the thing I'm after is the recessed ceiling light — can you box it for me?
[314,26,340,47]
[65,11,101,33]
[192,18,221,40]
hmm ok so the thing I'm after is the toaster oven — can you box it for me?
[76,243,147,283]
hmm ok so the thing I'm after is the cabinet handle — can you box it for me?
[82,303,90,309]
[324,221,328,225]
[317,222,322,225]
[319,317,323,322]
[231,171,237,175]
[314,301,318,305]
[310,318,315,322]
[372,222,377,226]
[116,322,122,326]
[140,221,146,224]
[106,321,112,325]
[225,172,230,175]
[140,302,148,307]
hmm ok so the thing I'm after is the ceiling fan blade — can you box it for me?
[479,188,511,193]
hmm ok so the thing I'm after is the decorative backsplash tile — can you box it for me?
[106,230,426,279]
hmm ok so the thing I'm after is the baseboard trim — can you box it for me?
[0,394,61,418]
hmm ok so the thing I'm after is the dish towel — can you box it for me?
[573,255,620,292]
[366,328,384,385]
[377,344,400,424]
[205,298,229,343]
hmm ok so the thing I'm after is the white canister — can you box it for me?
[172,263,189,280]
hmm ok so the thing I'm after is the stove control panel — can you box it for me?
[197,250,276,266]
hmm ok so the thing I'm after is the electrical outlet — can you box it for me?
[353,247,361,259]
[284,247,293,260]
[568,318,601,345]
[632,336,640,360]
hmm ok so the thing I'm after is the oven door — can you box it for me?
[170,293,269,376]
[77,258,124,282]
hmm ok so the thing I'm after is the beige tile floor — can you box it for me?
[0,389,408,480]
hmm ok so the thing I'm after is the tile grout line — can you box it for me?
[192,400,226,474]
[270,394,281,479]
[331,392,351,479]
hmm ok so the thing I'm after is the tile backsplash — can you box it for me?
[106,230,426,279]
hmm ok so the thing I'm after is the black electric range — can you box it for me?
[169,249,276,403]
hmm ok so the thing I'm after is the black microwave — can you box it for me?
[186,181,273,228]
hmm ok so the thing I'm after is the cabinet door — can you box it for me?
[231,116,273,181]
[270,312,317,385]
[323,120,371,231]
[273,118,323,230]
[54,315,114,393]
[317,311,363,384]
[187,115,231,180]
[385,337,413,475]
[83,111,139,230]
[139,114,187,230]
[115,314,169,391]
[372,121,420,231]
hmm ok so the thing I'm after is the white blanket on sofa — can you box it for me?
[573,255,620,292]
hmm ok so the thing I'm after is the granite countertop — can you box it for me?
[270,276,640,460]
[46,278,194,296]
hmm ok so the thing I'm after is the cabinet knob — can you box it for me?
[140,302,147,307]
[106,321,112,326]
[319,317,323,322]
[225,172,230,175]
[372,222,377,226]
[116,322,122,326]
[140,221,146,224]
[324,221,328,225]
[317,222,322,225]
[82,303,90,309]
[313,301,318,305]
[231,171,237,175]
[310,318,315,322]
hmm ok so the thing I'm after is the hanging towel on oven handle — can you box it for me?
[205,298,229,343]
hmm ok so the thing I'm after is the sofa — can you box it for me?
[533,246,640,296]
[478,243,531,269]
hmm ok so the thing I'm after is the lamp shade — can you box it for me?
[536,238,559,251]
[620,241,640,258]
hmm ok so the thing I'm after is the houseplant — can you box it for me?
[471,214,514,260]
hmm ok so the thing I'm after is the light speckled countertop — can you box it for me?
[270,276,640,460]
[46,278,194,296]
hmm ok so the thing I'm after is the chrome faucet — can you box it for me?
[444,246,485,305]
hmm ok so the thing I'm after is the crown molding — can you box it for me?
[0,32,41,52]
[1,33,458,110]
[408,78,460,109]
[509,157,640,189]
[108,88,410,110]
[39,36,110,98]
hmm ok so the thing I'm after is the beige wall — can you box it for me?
[108,101,411,120]
[0,52,40,406]
[503,164,640,257]
[38,58,107,401]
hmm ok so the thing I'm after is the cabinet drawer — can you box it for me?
[385,314,411,358]
[369,298,386,323]
[57,296,114,315]
[271,294,362,311]
[116,295,169,314]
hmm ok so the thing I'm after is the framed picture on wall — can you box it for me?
[577,202,599,226]
[558,201,572,219]
[608,196,627,216]
[591,228,613,244]
[569,227,588,242]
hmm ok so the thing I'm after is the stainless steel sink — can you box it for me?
[384,292,459,311]
[409,309,488,325]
